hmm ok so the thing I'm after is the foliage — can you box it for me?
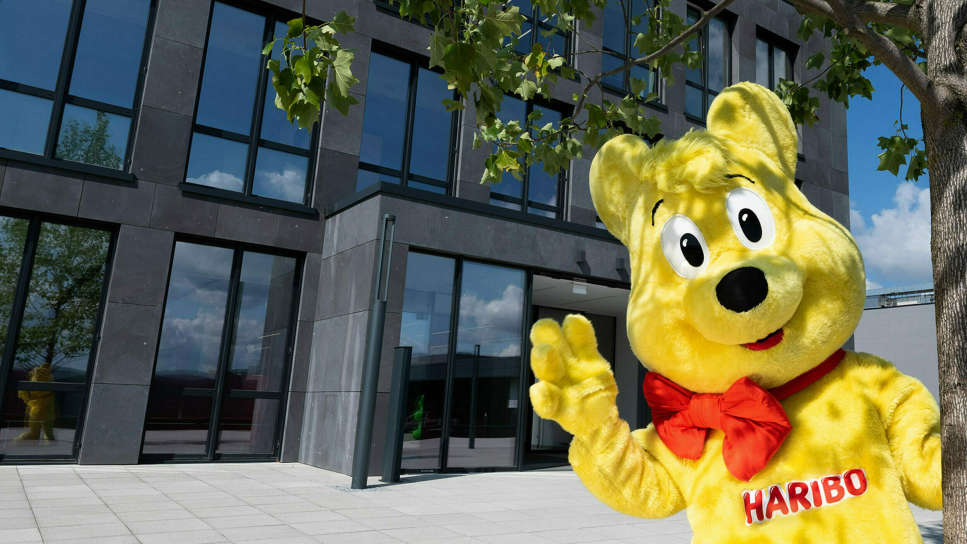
[56,111,123,169]
[0,220,109,374]
[262,11,359,129]
[266,0,929,184]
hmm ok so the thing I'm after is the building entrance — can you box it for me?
[140,242,299,461]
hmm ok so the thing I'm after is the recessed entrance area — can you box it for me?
[523,274,635,468]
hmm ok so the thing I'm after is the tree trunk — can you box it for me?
[923,0,967,540]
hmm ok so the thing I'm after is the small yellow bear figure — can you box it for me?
[530,82,941,543]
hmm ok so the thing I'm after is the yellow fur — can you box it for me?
[531,82,941,543]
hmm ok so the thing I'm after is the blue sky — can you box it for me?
[845,64,931,291]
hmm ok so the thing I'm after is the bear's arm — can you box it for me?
[569,416,686,518]
[850,352,942,510]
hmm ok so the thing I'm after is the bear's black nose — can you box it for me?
[716,267,768,313]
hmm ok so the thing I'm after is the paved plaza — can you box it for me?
[0,463,943,543]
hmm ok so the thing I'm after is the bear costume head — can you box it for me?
[590,82,864,393]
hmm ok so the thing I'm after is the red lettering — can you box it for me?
[844,469,868,496]
[743,490,764,525]
[786,481,811,513]
[765,485,790,519]
[823,475,846,504]
[810,480,824,507]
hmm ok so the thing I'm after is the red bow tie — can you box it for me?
[642,349,845,481]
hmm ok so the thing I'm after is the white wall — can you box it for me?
[853,303,939,399]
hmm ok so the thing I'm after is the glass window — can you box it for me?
[399,253,456,470]
[0,0,151,170]
[143,242,299,460]
[601,0,659,101]
[357,52,456,194]
[186,7,317,205]
[511,0,570,58]
[489,97,566,218]
[396,253,526,471]
[0,215,111,460]
[755,35,795,90]
[447,261,525,469]
[685,7,731,120]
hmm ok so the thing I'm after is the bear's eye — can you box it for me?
[726,187,776,250]
[660,214,709,279]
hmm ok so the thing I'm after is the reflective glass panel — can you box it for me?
[260,22,311,149]
[0,223,110,458]
[0,216,29,353]
[12,223,110,381]
[774,46,789,87]
[755,39,770,88]
[185,133,248,193]
[69,0,151,107]
[516,21,534,54]
[708,18,728,92]
[447,261,524,468]
[0,90,53,155]
[226,252,296,393]
[358,53,409,173]
[0,0,72,90]
[143,242,233,456]
[55,105,130,169]
[602,0,625,52]
[528,106,560,211]
[252,147,309,203]
[538,28,566,57]
[685,84,703,118]
[601,53,626,90]
[195,2,265,134]
[216,397,280,455]
[685,10,702,85]
[630,0,650,36]
[631,64,654,98]
[399,253,456,470]
[409,69,452,183]
[356,168,398,191]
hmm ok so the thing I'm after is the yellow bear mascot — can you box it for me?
[530,82,941,543]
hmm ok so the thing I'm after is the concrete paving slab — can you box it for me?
[0,463,945,543]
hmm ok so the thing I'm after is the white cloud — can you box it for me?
[850,182,931,288]
[459,284,524,357]
[188,170,243,191]
[256,168,305,202]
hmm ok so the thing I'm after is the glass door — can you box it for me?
[141,242,298,461]
[397,253,528,472]
[0,216,112,460]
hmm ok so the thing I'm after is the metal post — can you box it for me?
[351,214,396,489]
[381,346,412,483]
[468,344,480,450]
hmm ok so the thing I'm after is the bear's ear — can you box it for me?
[589,134,650,244]
[706,82,798,179]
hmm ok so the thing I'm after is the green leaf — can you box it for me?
[329,11,355,34]
[806,52,824,70]
[331,48,357,97]
[262,39,276,56]
[516,79,538,100]
[294,55,312,81]
[286,17,304,39]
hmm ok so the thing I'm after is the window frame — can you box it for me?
[0,208,117,462]
[0,0,156,177]
[488,97,570,219]
[140,235,304,463]
[683,5,733,123]
[514,2,572,60]
[755,28,797,91]
[357,43,461,196]
[600,0,662,103]
[182,0,321,208]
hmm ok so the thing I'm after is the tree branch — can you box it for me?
[789,0,938,111]
[571,0,736,123]
[855,2,917,30]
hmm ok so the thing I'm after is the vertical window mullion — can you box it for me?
[439,257,464,471]
[123,1,158,170]
[446,90,460,196]
[0,220,42,423]
[400,63,419,187]
[243,17,275,196]
[205,248,244,460]
[523,102,533,211]
[44,0,87,159]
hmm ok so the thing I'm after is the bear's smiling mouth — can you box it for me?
[742,328,784,350]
